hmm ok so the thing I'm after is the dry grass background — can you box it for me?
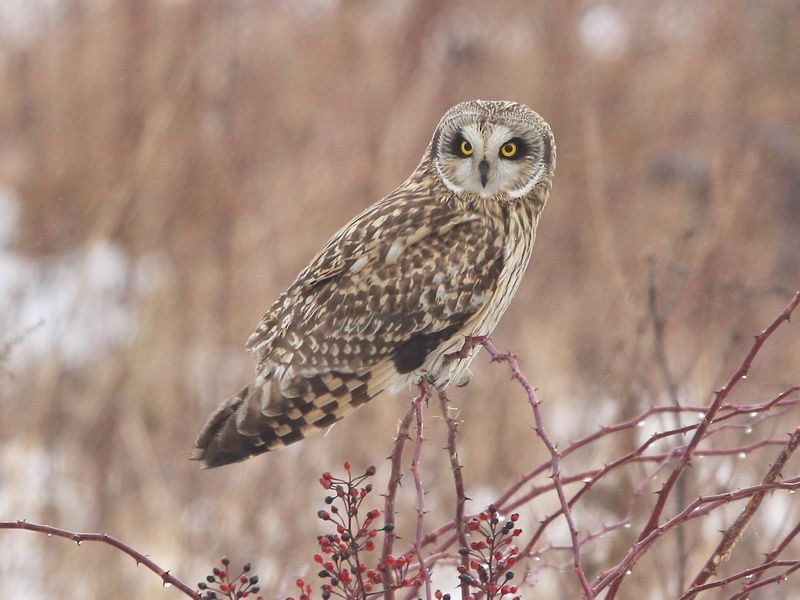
[0,1,799,598]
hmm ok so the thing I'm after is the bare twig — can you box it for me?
[460,336,595,598]
[438,388,470,600]
[684,427,800,597]
[0,520,200,599]
[603,291,800,598]
[381,398,417,600]
[592,478,800,595]
[680,559,800,597]
[728,521,800,599]
[410,383,432,600]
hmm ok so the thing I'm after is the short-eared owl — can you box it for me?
[194,100,556,467]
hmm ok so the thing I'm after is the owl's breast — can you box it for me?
[421,199,541,388]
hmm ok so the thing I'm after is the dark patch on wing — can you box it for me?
[392,318,467,374]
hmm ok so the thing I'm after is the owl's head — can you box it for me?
[430,100,555,200]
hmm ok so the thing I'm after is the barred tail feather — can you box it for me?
[192,365,397,468]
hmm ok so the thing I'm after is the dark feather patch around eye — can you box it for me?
[450,133,468,157]
[502,137,530,161]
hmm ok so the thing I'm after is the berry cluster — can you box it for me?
[289,463,420,600]
[197,557,261,599]
[454,505,521,599]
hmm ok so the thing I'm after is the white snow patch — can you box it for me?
[0,189,164,369]
[0,0,64,47]
[578,4,629,60]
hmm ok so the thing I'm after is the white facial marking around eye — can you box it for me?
[508,173,541,199]
[461,124,482,149]
[486,125,514,153]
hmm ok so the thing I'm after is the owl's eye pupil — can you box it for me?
[500,142,518,158]
[460,140,474,156]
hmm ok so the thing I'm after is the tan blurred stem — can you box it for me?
[647,260,689,594]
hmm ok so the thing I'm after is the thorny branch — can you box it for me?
[0,520,201,599]
[684,427,800,597]
[600,291,800,598]
[380,393,419,600]
[459,336,595,598]
[438,388,471,600]
[410,383,433,600]
[728,521,800,599]
[2,293,798,599]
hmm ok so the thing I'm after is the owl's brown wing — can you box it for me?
[193,185,506,467]
[246,187,505,377]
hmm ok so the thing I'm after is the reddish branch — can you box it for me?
[455,336,595,598]
[438,388,471,600]
[602,291,800,598]
[683,560,800,597]
[728,521,800,599]
[410,384,433,600]
[592,477,800,595]
[380,397,417,600]
[685,427,800,596]
[3,292,798,599]
[0,520,200,599]
[412,391,800,557]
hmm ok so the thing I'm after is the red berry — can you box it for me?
[344,462,351,471]
[510,514,519,522]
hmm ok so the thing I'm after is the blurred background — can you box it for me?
[0,1,799,598]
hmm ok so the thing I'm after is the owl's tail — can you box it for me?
[192,366,396,468]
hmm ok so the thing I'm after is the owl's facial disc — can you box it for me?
[434,117,549,199]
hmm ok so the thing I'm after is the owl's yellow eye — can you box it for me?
[460,140,474,156]
[500,142,518,158]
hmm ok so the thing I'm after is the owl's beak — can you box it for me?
[479,159,490,188]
